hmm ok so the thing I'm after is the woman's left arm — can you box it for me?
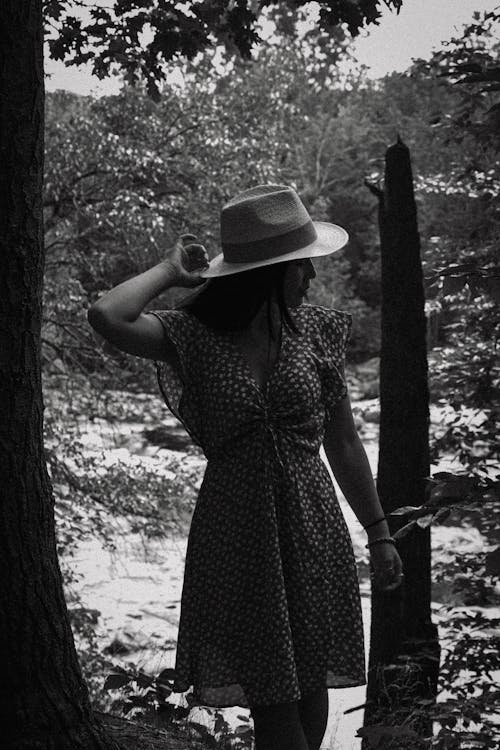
[323,374,404,591]
[323,390,389,539]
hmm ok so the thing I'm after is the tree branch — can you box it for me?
[364,178,384,199]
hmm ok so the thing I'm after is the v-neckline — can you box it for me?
[227,322,286,398]
[179,308,298,398]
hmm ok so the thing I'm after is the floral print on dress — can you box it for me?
[148,303,366,708]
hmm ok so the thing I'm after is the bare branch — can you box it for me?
[364,178,384,199]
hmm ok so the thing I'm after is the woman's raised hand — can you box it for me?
[164,234,210,287]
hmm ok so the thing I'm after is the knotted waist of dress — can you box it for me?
[204,409,322,481]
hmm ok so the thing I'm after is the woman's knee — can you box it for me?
[298,686,329,713]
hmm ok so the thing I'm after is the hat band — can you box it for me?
[222,220,317,264]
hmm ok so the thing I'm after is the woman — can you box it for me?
[88,184,404,750]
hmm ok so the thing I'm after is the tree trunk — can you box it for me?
[0,3,121,748]
[362,139,440,745]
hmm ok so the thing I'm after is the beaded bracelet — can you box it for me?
[365,536,396,550]
[363,515,386,531]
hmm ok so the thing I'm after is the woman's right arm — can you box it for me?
[87,237,208,361]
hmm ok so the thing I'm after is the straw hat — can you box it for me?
[199,184,349,278]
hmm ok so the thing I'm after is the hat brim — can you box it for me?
[198,221,348,278]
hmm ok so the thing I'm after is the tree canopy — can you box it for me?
[44,0,403,97]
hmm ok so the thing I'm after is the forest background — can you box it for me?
[41,4,499,747]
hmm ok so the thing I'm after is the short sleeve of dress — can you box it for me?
[147,308,203,448]
[310,304,352,425]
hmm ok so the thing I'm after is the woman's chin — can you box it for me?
[286,291,308,308]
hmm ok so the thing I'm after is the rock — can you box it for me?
[68,606,101,625]
[139,605,179,625]
[360,379,379,399]
[355,357,380,377]
[104,636,132,655]
[363,408,380,424]
[350,357,380,399]
[348,386,364,402]
[120,434,146,454]
[144,425,192,452]
[353,413,365,430]
[104,628,152,655]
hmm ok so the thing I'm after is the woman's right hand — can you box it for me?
[164,234,210,288]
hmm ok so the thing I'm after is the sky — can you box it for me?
[45,0,499,97]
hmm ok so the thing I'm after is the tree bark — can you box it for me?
[0,3,121,748]
[362,139,440,744]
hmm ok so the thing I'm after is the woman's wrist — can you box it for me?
[365,536,396,550]
[158,258,181,286]
[366,519,390,540]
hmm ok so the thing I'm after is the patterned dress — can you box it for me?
[148,302,366,708]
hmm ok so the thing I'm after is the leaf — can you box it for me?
[171,705,190,719]
[443,262,477,274]
[467,627,500,639]
[431,476,477,502]
[234,725,253,736]
[188,721,218,748]
[135,672,153,688]
[393,520,417,539]
[356,724,420,748]
[389,505,421,516]
[157,667,176,684]
[433,507,451,523]
[155,682,173,698]
[213,713,227,733]
[146,77,161,104]
[188,721,210,737]
[103,672,132,690]
[453,63,484,74]
[416,513,435,528]
[122,700,138,715]
[355,725,386,747]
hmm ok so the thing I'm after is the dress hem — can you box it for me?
[172,676,368,709]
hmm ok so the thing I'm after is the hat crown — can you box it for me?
[221,184,311,245]
[199,182,347,276]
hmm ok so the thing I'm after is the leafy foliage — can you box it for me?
[412,10,500,147]
[44,46,474,372]
[103,664,254,748]
[353,477,500,748]
[44,1,403,98]
[43,373,200,707]
[45,375,199,556]
[356,609,500,749]
[40,5,500,747]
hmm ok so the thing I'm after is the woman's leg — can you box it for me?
[250,700,310,750]
[297,687,329,750]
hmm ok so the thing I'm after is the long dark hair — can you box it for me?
[174,260,301,338]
